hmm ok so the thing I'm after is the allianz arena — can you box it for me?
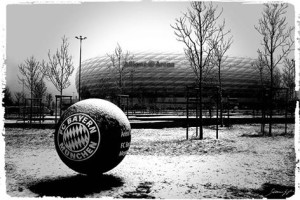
[75,52,261,108]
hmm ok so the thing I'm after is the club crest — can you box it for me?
[57,113,100,161]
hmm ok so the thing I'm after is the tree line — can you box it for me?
[98,2,295,138]
[4,36,75,110]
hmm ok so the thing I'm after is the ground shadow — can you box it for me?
[119,181,155,199]
[240,133,264,137]
[28,173,124,197]
[241,132,294,138]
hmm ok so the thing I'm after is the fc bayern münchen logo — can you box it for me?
[57,113,101,161]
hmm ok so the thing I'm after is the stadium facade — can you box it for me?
[75,52,261,110]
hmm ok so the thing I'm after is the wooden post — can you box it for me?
[285,88,288,135]
[216,87,219,139]
[186,87,189,140]
[196,89,198,137]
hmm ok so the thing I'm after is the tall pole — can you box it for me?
[75,35,87,101]
[22,79,25,103]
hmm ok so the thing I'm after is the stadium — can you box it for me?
[75,52,263,111]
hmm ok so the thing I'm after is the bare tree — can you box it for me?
[171,1,226,139]
[252,55,269,135]
[14,92,22,105]
[42,36,74,96]
[255,3,294,135]
[129,64,136,107]
[252,54,268,89]
[282,58,295,101]
[45,93,53,109]
[107,43,134,95]
[33,79,47,101]
[14,91,25,106]
[14,91,26,117]
[211,23,233,127]
[18,56,44,99]
[273,68,282,89]
[3,87,14,107]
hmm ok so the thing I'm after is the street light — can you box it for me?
[75,35,87,101]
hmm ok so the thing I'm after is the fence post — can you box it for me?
[216,87,219,139]
[186,86,189,140]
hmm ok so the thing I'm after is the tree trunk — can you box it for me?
[60,89,63,116]
[199,68,203,139]
[269,47,274,136]
[218,60,223,127]
[269,68,273,136]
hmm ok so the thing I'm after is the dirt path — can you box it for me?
[4,125,296,198]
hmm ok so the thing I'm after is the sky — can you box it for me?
[2,0,298,99]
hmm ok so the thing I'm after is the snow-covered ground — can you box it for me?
[4,124,296,198]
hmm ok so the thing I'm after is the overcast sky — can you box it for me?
[3,0,298,98]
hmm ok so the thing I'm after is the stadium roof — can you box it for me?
[75,52,260,98]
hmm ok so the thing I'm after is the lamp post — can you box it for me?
[75,35,87,101]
